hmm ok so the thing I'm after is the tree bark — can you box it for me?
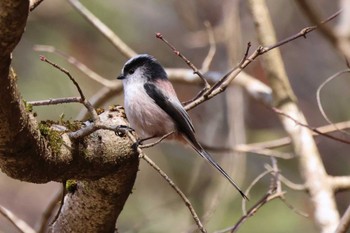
[0,0,139,231]
[51,112,139,233]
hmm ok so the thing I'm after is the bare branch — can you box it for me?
[234,144,294,159]
[40,56,101,121]
[28,97,81,106]
[166,69,273,105]
[295,1,350,60]
[241,169,272,215]
[68,0,136,58]
[0,205,36,233]
[248,1,340,232]
[201,21,216,73]
[235,120,350,152]
[141,154,207,233]
[316,69,350,136]
[40,56,86,100]
[76,86,121,120]
[272,107,350,145]
[336,203,350,233]
[267,10,341,52]
[138,131,174,149]
[29,0,45,11]
[156,32,210,89]
[34,45,117,87]
[123,131,207,233]
[37,188,62,233]
[279,196,309,218]
[183,9,340,111]
[329,176,350,192]
[279,175,306,191]
[67,120,130,140]
[293,0,338,45]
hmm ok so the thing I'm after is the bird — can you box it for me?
[117,54,247,199]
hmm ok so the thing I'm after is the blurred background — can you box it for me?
[1,0,349,232]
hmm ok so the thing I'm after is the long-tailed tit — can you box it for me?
[118,54,247,199]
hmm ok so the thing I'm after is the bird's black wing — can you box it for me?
[144,82,197,143]
[144,83,248,199]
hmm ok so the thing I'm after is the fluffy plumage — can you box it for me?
[118,54,247,199]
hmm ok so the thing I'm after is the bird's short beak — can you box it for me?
[117,74,125,80]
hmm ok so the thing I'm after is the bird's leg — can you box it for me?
[139,131,175,149]
[130,135,156,151]
[114,125,134,137]
[137,135,158,145]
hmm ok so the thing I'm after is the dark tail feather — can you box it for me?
[193,146,248,200]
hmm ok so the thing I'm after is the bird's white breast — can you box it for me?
[123,81,176,138]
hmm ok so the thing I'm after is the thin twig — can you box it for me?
[34,45,123,121]
[28,97,81,106]
[234,120,350,150]
[295,0,337,45]
[184,10,340,111]
[40,56,100,121]
[279,174,306,191]
[295,0,350,61]
[241,169,273,215]
[216,158,304,233]
[234,144,294,159]
[76,86,120,120]
[122,131,207,233]
[82,99,99,121]
[272,107,350,145]
[156,32,210,89]
[229,161,283,233]
[206,42,252,95]
[249,1,339,231]
[280,196,309,218]
[215,192,283,233]
[67,122,122,140]
[264,163,307,191]
[270,157,281,193]
[266,10,342,51]
[139,131,174,149]
[201,141,293,159]
[37,188,63,233]
[68,0,137,58]
[0,205,36,233]
[50,183,66,226]
[40,56,86,101]
[316,69,350,136]
[34,45,117,87]
[141,154,207,233]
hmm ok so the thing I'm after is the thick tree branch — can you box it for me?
[51,166,138,233]
[0,1,139,183]
[0,3,140,232]
[0,0,56,181]
[329,176,350,192]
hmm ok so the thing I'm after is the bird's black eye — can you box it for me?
[128,68,135,75]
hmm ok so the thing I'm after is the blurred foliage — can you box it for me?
[1,0,350,232]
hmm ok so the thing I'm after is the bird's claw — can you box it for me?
[114,125,134,137]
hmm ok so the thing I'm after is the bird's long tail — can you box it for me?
[192,144,248,200]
